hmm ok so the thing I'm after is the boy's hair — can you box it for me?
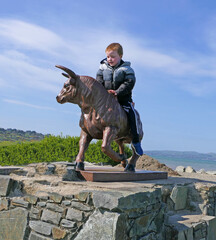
[105,43,123,56]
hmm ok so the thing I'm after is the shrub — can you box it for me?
[0,135,132,166]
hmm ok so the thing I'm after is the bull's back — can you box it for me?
[79,77,143,141]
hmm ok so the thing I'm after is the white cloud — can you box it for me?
[0,50,60,93]
[2,98,81,119]
[0,18,216,96]
[0,19,64,54]
[3,99,56,110]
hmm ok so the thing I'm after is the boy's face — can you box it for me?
[106,50,122,67]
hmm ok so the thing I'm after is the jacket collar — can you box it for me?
[100,58,127,69]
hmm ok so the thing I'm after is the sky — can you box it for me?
[0,0,216,153]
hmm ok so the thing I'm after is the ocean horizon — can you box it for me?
[145,151,216,172]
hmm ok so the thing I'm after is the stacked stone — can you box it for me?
[0,191,94,239]
[161,183,216,240]
[0,179,164,240]
[2,174,216,239]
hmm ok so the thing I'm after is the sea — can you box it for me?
[145,151,216,172]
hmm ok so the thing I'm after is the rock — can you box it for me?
[37,201,47,208]
[170,185,188,210]
[206,171,216,175]
[204,215,216,240]
[129,210,164,238]
[175,166,185,173]
[45,164,56,175]
[27,169,36,177]
[92,191,121,210]
[139,232,158,240]
[60,219,76,229]
[41,209,62,225]
[74,209,127,240]
[11,198,30,208]
[161,185,173,202]
[11,169,28,176]
[0,176,14,196]
[35,163,49,174]
[0,198,9,211]
[0,166,21,175]
[52,226,67,239]
[46,203,65,213]
[29,220,53,235]
[71,200,93,211]
[75,190,91,202]
[24,195,38,204]
[0,208,28,239]
[62,167,82,181]
[135,154,180,176]
[29,231,53,240]
[48,192,63,203]
[185,166,196,173]
[29,207,41,220]
[66,208,84,221]
[92,189,161,212]
[197,169,206,174]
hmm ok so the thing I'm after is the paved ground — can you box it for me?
[2,163,216,196]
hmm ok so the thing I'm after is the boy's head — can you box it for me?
[105,43,123,67]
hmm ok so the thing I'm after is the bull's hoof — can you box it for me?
[75,162,85,171]
[124,164,135,172]
[119,154,128,168]
[121,159,128,168]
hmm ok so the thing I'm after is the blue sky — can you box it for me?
[0,0,215,153]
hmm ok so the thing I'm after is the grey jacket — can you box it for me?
[96,59,136,104]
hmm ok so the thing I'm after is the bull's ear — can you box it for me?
[62,73,69,78]
[70,78,76,85]
[61,73,75,85]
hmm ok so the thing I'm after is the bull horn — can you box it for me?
[55,65,78,80]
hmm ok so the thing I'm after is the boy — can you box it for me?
[96,43,143,164]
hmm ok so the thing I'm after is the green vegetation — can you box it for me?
[0,135,132,166]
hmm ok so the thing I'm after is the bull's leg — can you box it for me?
[115,139,128,168]
[75,130,92,170]
[101,127,122,162]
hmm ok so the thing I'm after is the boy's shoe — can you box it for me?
[75,162,85,171]
[124,164,135,172]
[132,142,143,156]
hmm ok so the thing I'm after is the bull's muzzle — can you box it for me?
[56,95,63,103]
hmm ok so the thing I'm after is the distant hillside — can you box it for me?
[145,150,216,161]
[0,128,50,142]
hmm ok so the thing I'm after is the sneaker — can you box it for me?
[132,142,143,156]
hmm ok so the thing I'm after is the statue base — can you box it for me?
[78,166,168,182]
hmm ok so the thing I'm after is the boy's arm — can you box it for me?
[115,71,135,97]
[96,69,104,86]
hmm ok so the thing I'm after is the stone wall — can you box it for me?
[1,173,216,239]
[0,179,164,240]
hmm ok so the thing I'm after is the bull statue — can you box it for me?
[56,65,143,172]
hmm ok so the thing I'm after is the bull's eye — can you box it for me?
[65,86,70,91]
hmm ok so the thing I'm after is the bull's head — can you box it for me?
[56,65,78,104]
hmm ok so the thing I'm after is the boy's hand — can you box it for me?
[108,90,117,96]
